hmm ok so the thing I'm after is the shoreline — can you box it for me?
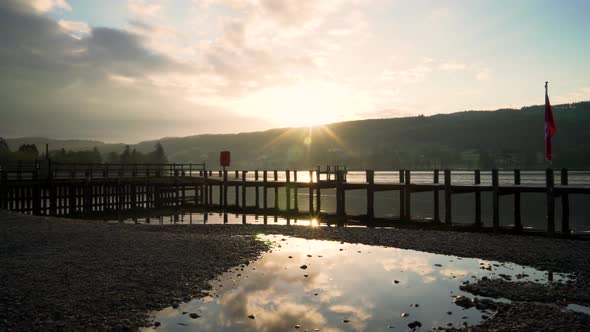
[1,211,589,331]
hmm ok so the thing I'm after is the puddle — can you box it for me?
[143,235,572,331]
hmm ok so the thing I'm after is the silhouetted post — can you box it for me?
[49,183,57,215]
[404,170,411,221]
[444,169,452,224]
[223,169,228,208]
[234,170,239,207]
[254,170,259,209]
[492,169,500,231]
[433,169,440,222]
[327,165,331,181]
[286,170,291,211]
[316,166,321,214]
[293,171,299,211]
[242,171,247,208]
[399,170,405,220]
[131,182,137,209]
[514,169,522,232]
[263,170,268,210]
[203,170,209,207]
[336,170,345,220]
[474,170,482,227]
[69,184,76,215]
[366,170,375,222]
[274,170,279,210]
[218,170,222,177]
[308,170,314,214]
[546,168,555,236]
[561,168,570,236]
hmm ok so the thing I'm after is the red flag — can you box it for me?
[544,85,556,161]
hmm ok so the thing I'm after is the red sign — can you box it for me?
[220,151,231,167]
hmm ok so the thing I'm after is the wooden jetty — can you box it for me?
[1,161,589,236]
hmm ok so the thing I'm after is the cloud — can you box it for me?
[554,86,590,103]
[31,0,71,12]
[0,0,269,141]
[58,19,91,35]
[128,0,162,18]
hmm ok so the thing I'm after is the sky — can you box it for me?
[1,0,589,143]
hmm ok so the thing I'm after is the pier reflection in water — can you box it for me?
[143,235,570,332]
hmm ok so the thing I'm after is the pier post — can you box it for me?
[336,170,345,220]
[433,169,440,222]
[492,169,500,231]
[546,169,556,236]
[293,171,299,211]
[242,171,247,209]
[223,169,228,208]
[308,170,314,215]
[274,170,279,210]
[444,169,452,224]
[234,170,239,207]
[203,170,209,207]
[475,170,482,227]
[366,170,375,222]
[404,170,411,221]
[561,168,570,236]
[514,169,522,232]
[286,170,291,211]
[263,170,268,210]
[255,170,259,209]
[316,166,321,214]
[399,170,405,220]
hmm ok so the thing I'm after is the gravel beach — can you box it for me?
[1,210,589,331]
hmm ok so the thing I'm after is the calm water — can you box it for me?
[143,235,573,332]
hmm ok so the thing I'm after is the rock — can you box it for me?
[394,280,399,284]
[482,315,489,320]
[300,265,308,270]
[401,312,409,318]
[154,321,161,327]
[447,311,452,315]
[295,324,301,328]
[307,255,312,257]
[172,303,179,309]
[434,264,442,267]
[189,313,200,319]
[415,304,419,307]
[289,256,293,259]
[304,274,309,277]
[248,314,256,319]
[453,295,474,308]
[343,319,350,323]
[408,321,422,329]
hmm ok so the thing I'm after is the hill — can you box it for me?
[4,101,590,169]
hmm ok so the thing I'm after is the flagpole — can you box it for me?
[545,81,552,168]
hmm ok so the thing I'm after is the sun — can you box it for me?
[236,80,370,128]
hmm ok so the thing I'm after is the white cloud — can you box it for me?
[30,0,71,12]
[58,19,90,34]
[128,0,162,18]
[554,86,590,103]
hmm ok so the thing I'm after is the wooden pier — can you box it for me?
[1,162,589,236]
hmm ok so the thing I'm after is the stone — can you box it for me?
[189,313,200,319]
[343,319,350,323]
[248,314,256,319]
[171,303,179,309]
[401,312,409,318]
[295,324,301,328]
[154,322,161,327]
[300,265,308,270]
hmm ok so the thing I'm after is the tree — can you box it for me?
[107,151,119,163]
[149,142,168,164]
[120,146,132,164]
[0,138,9,152]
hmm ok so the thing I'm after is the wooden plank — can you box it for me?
[546,169,555,237]
[366,170,375,221]
[492,169,499,231]
[444,170,452,224]
[561,168,570,235]
[433,169,440,223]
[514,169,522,232]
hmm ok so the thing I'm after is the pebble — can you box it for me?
[300,265,308,270]
[248,314,256,319]
[401,312,409,318]
[189,313,200,319]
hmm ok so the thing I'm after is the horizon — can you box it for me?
[4,99,589,145]
[1,0,589,142]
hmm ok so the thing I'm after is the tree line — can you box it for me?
[0,139,168,164]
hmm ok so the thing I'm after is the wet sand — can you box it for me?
[1,211,589,331]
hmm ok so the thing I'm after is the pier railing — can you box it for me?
[2,164,590,237]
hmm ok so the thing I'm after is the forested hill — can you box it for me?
[5,101,590,169]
